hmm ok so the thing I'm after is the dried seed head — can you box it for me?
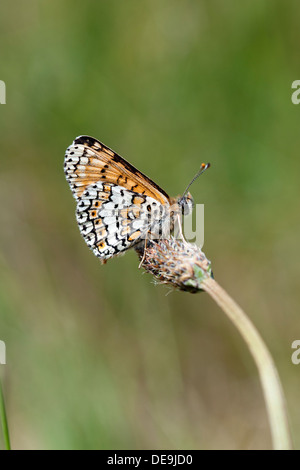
[135,238,213,293]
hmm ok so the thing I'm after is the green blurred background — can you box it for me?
[0,0,300,450]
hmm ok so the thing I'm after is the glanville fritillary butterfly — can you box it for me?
[64,135,209,264]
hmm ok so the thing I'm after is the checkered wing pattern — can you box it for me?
[64,136,172,261]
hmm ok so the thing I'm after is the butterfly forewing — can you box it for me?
[65,135,170,204]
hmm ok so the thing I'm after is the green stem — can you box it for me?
[201,276,293,450]
[0,375,11,450]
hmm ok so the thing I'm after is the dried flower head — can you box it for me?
[135,238,213,293]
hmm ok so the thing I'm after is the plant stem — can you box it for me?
[201,276,292,450]
[0,374,11,450]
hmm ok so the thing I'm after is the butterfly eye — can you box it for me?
[179,194,194,216]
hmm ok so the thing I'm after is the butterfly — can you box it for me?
[64,135,209,263]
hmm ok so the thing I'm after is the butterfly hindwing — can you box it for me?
[76,181,169,260]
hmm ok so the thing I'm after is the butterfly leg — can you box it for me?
[176,214,186,241]
[138,231,149,269]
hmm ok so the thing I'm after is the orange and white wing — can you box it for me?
[64,135,170,204]
[64,136,171,261]
[75,181,170,260]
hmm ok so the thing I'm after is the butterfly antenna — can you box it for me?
[182,163,211,198]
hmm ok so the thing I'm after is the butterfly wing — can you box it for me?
[64,135,170,204]
[64,136,171,260]
[75,181,170,260]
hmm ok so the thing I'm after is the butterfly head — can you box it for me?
[177,192,194,215]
